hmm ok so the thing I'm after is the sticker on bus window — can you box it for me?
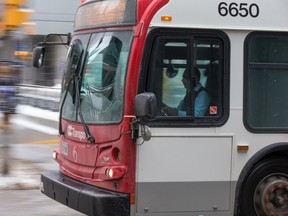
[209,106,218,115]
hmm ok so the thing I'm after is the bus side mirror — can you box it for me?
[32,46,45,68]
[135,92,157,120]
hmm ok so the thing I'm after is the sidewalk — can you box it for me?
[0,157,43,190]
[0,105,59,190]
[0,143,58,190]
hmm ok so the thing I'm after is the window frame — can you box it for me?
[244,31,288,133]
[139,28,230,127]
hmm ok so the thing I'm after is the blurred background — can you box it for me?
[0,0,79,110]
[0,0,85,215]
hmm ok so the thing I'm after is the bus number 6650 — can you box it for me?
[218,2,259,18]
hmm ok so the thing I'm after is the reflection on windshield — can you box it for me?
[61,31,132,124]
[62,39,84,96]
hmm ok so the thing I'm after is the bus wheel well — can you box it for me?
[261,151,288,162]
[234,142,288,216]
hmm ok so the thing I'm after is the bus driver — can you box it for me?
[162,67,211,117]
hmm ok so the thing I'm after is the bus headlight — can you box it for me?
[105,166,126,180]
[52,151,58,160]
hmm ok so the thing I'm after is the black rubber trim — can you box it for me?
[41,170,130,216]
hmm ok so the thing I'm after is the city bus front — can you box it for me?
[36,0,162,215]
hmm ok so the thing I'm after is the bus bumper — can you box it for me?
[40,170,130,216]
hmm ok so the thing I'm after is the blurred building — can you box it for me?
[0,0,79,87]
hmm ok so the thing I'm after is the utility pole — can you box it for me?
[0,0,32,175]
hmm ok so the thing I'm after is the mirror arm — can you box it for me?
[131,118,140,140]
[131,118,152,142]
[35,33,71,47]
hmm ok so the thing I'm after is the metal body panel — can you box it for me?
[136,181,233,213]
[150,0,288,31]
[137,135,233,182]
[136,134,233,213]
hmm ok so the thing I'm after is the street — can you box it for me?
[0,106,85,216]
[0,190,85,216]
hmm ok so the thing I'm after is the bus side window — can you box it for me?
[244,32,288,132]
[205,62,220,115]
[194,39,223,117]
[143,29,229,125]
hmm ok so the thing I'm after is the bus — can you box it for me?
[33,0,288,215]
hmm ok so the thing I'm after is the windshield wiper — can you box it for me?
[59,48,83,136]
[74,72,95,143]
[59,50,95,143]
[59,76,72,135]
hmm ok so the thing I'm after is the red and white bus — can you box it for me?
[34,0,288,215]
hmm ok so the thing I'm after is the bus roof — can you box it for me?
[150,0,288,31]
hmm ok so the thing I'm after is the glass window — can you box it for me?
[61,31,133,124]
[141,29,229,126]
[244,32,288,132]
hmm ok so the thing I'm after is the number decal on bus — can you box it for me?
[218,2,259,18]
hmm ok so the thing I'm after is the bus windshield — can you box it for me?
[61,30,133,124]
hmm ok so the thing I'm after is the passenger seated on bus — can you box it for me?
[162,67,211,117]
